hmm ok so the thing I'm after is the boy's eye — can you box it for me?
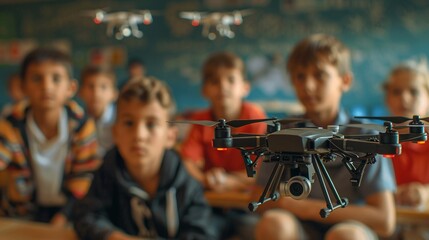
[53,73,62,83]
[146,120,158,130]
[410,88,419,97]
[294,73,306,82]
[315,71,328,81]
[227,75,236,84]
[123,120,134,127]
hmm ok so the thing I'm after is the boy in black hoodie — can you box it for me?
[73,77,215,240]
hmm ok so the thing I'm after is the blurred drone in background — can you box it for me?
[83,8,154,40]
[180,9,253,40]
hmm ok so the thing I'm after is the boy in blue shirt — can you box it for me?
[253,34,396,240]
[73,77,215,239]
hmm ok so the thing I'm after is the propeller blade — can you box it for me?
[420,117,429,122]
[272,118,308,125]
[226,118,277,128]
[354,116,412,124]
[341,124,387,133]
[169,120,218,127]
[394,125,429,129]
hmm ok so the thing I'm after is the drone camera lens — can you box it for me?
[289,182,304,196]
[279,176,311,200]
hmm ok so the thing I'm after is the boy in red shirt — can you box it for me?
[384,59,429,207]
[180,51,267,192]
[180,52,267,239]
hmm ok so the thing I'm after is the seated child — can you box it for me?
[384,59,429,208]
[179,51,267,240]
[180,51,267,192]
[79,65,117,158]
[73,77,215,240]
[0,48,99,226]
[253,34,396,240]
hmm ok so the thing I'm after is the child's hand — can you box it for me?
[205,168,227,191]
[205,168,248,192]
[50,213,68,227]
[395,183,428,207]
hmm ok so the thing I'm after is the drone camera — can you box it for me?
[279,176,312,200]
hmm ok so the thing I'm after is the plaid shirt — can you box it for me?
[0,100,100,219]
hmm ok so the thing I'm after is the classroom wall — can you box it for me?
[1,0,429,117]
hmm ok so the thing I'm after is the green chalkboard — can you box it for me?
[1,0,429,117]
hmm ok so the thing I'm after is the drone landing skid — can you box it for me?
[249,154,348,218]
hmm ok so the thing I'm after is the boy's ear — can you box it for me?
[242,80,251,97]
[166,125,178,149]
[341,73,353,92]
[68,79,78,98]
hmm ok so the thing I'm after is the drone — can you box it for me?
[179,9,253,40]
[84,8,154,40]
[172,115,428,218]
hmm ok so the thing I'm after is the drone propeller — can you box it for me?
[341,123,388,133]
[170,118,277,128]
[355,115,429,124]
[269,118,308,125]
[341,123,429,132]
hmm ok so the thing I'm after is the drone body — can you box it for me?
[171,116,427,218]
[85,9,153,39]
[180,9,252,40]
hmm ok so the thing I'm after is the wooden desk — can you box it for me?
[0,218,77,240]
[204,191,251,209]
[396,206,429,226]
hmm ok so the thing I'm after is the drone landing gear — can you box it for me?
[248,162,283,212]
[311,154,348,218]
[249,154,348,218]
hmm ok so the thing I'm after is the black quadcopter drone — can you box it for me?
[172,115,428,218]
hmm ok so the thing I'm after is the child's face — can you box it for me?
[129,65,145,79]
[113,99,176,173]
[290,61,352,115]
[202,67,250,116]
[79,74,117,118]
[385,71,429,117]
[22,61,75,111]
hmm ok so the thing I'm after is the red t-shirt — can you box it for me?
[393,141,429,185]
[180,102,267,172]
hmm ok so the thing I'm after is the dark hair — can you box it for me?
[20,48,73,80]
[202,51,246,84]
[118,76,176,118]
[287,34,351,76]
[80,65,117,86]
[127,58,145,68]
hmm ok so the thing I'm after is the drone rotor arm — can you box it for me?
[212,135,267,148]
[329,138,401,155]
[226,118,277,128]
[399,133,428,143]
